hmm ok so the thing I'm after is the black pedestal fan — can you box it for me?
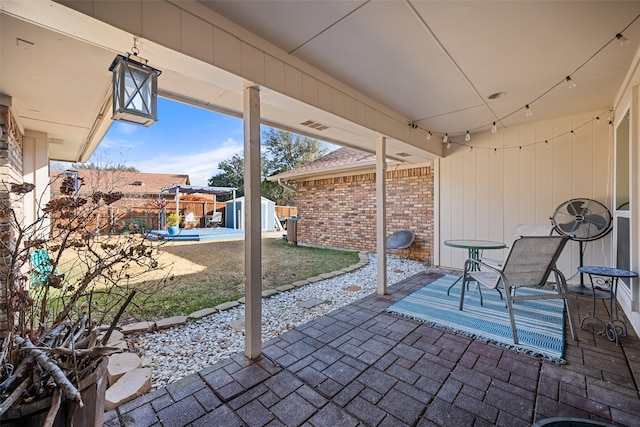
[550,198,613,292]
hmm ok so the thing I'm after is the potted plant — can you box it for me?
[166,213,180,235]
[0,176,162,426]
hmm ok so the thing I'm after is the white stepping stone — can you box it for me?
[107,353,142,386]
[297,297,324,308]
[105,368,152,411]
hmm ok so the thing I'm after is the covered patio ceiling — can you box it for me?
[1,1,640,164]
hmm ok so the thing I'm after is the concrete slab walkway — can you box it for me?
[104,269,640,426]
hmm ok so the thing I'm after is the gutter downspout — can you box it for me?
[277,178,297,194]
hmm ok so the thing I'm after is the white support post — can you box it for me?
[243,85,262,359]
[376,136,388,294]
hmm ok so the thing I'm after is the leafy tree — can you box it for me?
[208,154,245,201]
[72,162,139,172]
[261,129,327,205]
[262,129,327,174]
[207,129,328,205]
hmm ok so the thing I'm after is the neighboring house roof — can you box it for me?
[50,170,190,197]
[268,147,376,182]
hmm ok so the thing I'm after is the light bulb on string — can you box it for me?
[443,134,448,143]
[571,130,575,138]
[446,142,451,149]
[426,131,431,141]
[596,117,600,124]
[491,122,497,133]
[566,76,576,88]
[465,131,470,142]
[525,105,532,117]
[616,33,629,46]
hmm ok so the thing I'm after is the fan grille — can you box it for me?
[551,198,612,241]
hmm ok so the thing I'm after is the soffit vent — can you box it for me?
[48,138,64,145]
[396,152,410,157]
[300,120,329,131]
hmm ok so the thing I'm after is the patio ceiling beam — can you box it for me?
[377,136,388,295]
[244,85,262,359]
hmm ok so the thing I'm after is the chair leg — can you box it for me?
[505,287,520,344]
[459,275,468,310]
[554,269,577,341]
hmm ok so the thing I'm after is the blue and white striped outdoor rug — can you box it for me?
[385,274,566,363]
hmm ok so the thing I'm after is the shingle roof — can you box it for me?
[270,147,374,181]
[50,170,190,197]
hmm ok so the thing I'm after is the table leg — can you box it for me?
[447,248,485,305]
[605,278,627,345]
[580,274,606,334]
[580,274,627,346]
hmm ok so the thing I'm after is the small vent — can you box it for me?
[130,180,144,186]
[48,138,64,145]
[396,152,410,157]
[300,120,330,131]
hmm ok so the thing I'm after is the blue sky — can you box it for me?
[92,98,245,186]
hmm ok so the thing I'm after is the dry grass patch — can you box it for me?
[59,237,359,322]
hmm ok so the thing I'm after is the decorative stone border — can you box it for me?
[104,251,369,410]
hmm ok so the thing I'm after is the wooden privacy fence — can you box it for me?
[51,200,298,234]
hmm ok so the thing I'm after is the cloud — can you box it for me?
[133,141,243,186]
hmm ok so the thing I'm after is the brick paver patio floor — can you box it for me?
[104,269,640,426]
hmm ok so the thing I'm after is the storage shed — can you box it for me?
[225,196,276,231]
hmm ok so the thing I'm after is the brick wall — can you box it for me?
[296,166,433,264]
[0,105,24,339]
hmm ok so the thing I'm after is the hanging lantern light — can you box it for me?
[109,40,161,126]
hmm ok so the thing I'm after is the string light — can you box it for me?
[465,131,470,142]
[438,109,610,153]
[617,33,629,45]
[404,17,636,149]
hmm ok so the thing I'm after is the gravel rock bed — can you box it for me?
[126,254,427,389]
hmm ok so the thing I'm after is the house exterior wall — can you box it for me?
[438,110,612,281]
[0,105,24,339]
[613,51,640,335]
[296,166,433,263]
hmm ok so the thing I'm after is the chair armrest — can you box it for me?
[463,258,507,290]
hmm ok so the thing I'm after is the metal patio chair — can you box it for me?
[459,235,577,345]
[205,212,223,228]
[481,224,553,268]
